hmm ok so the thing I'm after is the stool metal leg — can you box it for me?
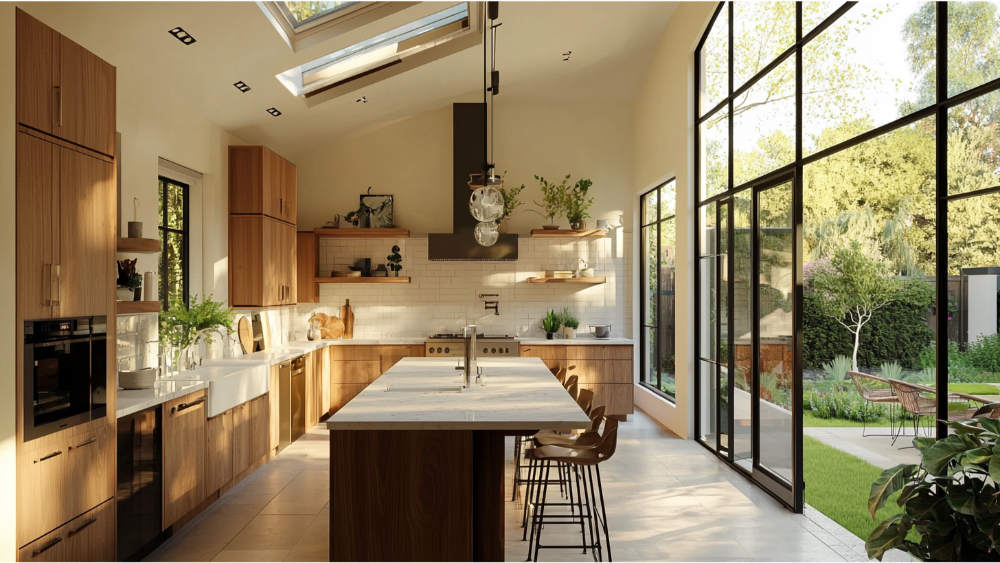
[521,456,538,537]
[594,464,612,562]
[530,460,553,562]
[573,465,588,554]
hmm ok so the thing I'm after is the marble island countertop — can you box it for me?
[326,357,593,431]
[117,379,209,418]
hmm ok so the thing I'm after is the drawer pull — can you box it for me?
[35,450,62,463]
[72,438,97,449]
[172,398,206,414]
[32,536,61,556]
[68,517,97,536]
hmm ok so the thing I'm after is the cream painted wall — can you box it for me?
[632,2,717,439]
[295,99,634,235]
[1,5,17,559]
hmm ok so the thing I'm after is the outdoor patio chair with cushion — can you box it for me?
[847,371,899,438]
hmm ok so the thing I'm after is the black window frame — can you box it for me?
[158,175,190,311]
[639,179,677,402]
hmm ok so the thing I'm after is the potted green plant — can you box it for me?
[387,245,403,277]
[560,308,579,339]
[566,178,594,230]
[530,174,571,229]
[866,407,1000,561]
[160,295,235,371]
[542,309,562,340]
[345,205,369,228]
[496,182,525,234]
[126,271,143,301]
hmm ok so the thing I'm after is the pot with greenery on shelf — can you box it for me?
[344,205,370,228]
[542,309,562,340]
[565,178,594,230]
[529,174,571,229]
[495,181,525,234]
[126,272,143,301]
[387,245,403,277]
[560,308,580,339]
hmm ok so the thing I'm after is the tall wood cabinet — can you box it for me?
[229,146,298,308]
[15,8,117,560]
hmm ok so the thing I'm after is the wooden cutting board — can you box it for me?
[237,317,254,354]
[341,299,354,339]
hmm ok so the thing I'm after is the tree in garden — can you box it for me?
[809,243,902,372]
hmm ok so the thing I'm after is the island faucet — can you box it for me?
[462,325,481,388]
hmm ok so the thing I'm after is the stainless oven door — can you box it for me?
[24,331,94,441]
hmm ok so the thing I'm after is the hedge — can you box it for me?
[803,279,935,369]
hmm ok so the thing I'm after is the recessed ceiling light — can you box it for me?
[266,107,282,117]
[357,96,368,104]
[169,27,196,45]
[234,81,251,93]
[563,50,572,62]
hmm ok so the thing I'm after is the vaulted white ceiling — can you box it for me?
[20,2,677,159]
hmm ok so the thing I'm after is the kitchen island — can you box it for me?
[326,357,592,562]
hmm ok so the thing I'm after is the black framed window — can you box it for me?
[639,179,677,400]
[158,176,189,311]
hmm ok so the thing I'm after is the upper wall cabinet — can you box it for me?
[229,146,297,225]
[16,9,116,157]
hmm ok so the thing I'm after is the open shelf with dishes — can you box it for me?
[116,237,161,253]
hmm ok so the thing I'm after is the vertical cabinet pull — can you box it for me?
[44,264,52,306]
[52,264,61,306]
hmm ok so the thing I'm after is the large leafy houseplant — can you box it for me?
[531,174,571,225]
[160,295,234,366]
[867,408,1000,562]
[565,178,594,224]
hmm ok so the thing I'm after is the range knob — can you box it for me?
[483,347,489,354]
[504,348,509,353]
[491,348,497,353]
[444,347,450,354]
[428,347,434,354]
[437,347,443,353]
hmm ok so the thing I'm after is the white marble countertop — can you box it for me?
[519,336,634,346]
[286,338,426,346]
[117,380,208,419]
[326,357,593,431]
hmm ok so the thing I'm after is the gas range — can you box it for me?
[424,334,519,357]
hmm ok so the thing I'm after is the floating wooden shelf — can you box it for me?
[117,301,161,315]
[314,228,410,238]
[117,237,161,252]
[315,276,411,284]
[526,276,607,284]
[529,229,608,238]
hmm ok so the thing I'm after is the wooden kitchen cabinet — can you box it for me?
[251,394,270,462]
[16,131,113,320]
[269,364,281,453]
[572,360,633,385]
[232,401,252,477]
[229,215,296,307]
[330,384,367,415]
[229,146,296,224]
[16,9,116,157]
[519,345,635,416]
[205,410,233,495]
[18,498,114,563]
[16,424,113,548]
[296,231,318,304]
[334,361,381,384]
[163,390,206,530]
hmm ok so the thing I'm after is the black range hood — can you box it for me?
[428,103,517,261]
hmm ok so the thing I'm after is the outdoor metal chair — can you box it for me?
[886,379,997,445]
[846,371,899,438]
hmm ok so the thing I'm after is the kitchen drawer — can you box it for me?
[17,424,113,548]
[334,360,381,384]
[571,360,633,385]
[251,394,270,462]
[163,390,206,530]
[19,498,114,562]
[566,345,633,361]
[332,346,380,361]
[584,384,634,416]
[519,345,565,360]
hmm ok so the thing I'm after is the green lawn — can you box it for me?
[804,436,915,542]
[804,411,893,427]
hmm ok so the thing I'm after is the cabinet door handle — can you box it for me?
[51,264,61,307]
[68,517,96,536]
[172,398,206,414]
[72,437,97,449]
[44,264,52,306]
[32,536,62,556]
[35,450,62,463]
[54,86,62,127]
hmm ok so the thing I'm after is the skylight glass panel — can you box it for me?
[277,3,470,97]
[278,1,360,28]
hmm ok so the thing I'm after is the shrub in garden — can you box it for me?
[805,389,889,422]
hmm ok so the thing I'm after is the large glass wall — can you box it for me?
[695,1,1000,514]
[640,179,678,400]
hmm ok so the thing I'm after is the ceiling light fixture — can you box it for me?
[234,81,251,93]
[563,50,572,62]
[168,27,196,45]
[357,96,368,103]
[266,107,282,116]
[470,1,503,247]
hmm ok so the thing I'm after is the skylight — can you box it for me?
[276,3,471,98]
[277,1,360,29]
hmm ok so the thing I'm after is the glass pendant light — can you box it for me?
[474,221,499,246]
[472,2,502,246]
[469,186,504,223]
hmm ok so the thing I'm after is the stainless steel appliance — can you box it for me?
[424,334,518,358]
[277,360,292,453]
[23,316,108,441]
[290,356,306,444]
[117,405,164,561]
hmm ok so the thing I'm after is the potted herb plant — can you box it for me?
[542,309,562,340]
[866,407,1000,561]
[560,308,579,339]
[496,182,525,234]
[566,178,594,230]
[127,271,143,301]
[160,295,234,371]
[387,245,403,277]
[345,205,369,228]
[530,174,571,229]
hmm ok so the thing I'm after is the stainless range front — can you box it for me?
[424,334,519,358]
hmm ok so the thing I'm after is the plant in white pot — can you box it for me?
[560,308,579,339]
[566,178,594,230]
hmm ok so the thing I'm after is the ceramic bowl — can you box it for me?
[119,367,157,390]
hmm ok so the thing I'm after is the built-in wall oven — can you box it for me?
[23,316,107,441]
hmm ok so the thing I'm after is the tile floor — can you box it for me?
[145,409,911,562]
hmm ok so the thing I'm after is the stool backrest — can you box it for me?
[567,381,579,401]
[588,405,606,432]
[596,418,619,460]
[577,388,594,414]
[564,374,579,390]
